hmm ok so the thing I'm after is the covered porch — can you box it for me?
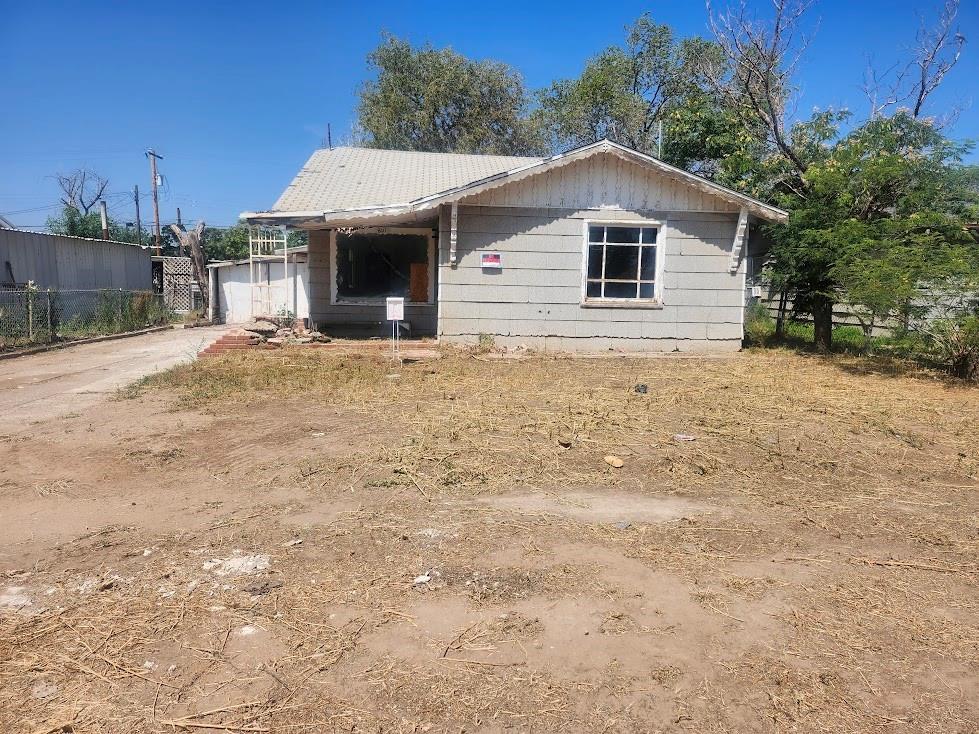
[305,216,439,337]
[243,206,443,336]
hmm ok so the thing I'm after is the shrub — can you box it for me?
[925,317,979,381]
[744,302,775,345]
[477,333,495,352]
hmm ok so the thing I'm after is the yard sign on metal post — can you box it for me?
[386,296,404,362]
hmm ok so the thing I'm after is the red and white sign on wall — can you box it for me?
[480,252,502,269]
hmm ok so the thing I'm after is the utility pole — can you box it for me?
[99,200,109,240]
[134,185,142,246]
[145,149,164,254]
[176,207,183,255]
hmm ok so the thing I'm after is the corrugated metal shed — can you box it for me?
[0,227,152,290]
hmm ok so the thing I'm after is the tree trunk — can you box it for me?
[775,290,788,340]
[812,297,833,352]
[169,222,209,316]
[950,349,979,381]
[862,318,875,355]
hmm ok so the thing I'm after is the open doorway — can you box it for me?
[331,228,434,304]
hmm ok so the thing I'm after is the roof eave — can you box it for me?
[246,138,789,228]
[406,139,788,224]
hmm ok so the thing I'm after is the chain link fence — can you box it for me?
[0,287,173,351]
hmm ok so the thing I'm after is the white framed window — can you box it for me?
[581,221,664,304]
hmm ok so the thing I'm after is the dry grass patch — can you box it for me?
[3,346,977,732]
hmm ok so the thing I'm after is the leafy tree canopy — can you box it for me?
[767,112,979,346]
[536,13,762,180]
[47,206,142,245]
[357,33,544,155]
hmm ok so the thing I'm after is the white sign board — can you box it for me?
[386,296,405,321]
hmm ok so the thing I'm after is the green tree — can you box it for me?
[707,0,971,350]
[201,224,308,262]
[47,205,143,244]
[203,224,250,261]
[536,14,757,178]
[767,113,979,350]
[357,33,544,155]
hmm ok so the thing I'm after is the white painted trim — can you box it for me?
[579,219,665,307]
[740,246,748,343]
[436,208,444,341]
[729,207,749,274]
[329,229,338,305]
[449,202,458,265]
[449,201,742,214]
[328,226,435,306]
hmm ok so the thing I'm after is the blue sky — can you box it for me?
[1,0,976,230]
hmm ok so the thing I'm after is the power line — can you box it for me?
[0,203,62,215]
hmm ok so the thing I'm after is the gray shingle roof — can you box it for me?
[272,147,541,213]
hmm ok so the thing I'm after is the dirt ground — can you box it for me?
[1,347,977,733]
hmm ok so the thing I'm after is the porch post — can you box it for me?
[281,225,289,319]
[449,202,458,265]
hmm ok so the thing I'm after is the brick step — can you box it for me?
[200,330,263,356]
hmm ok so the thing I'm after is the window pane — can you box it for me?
[641,227,657,244]
[604,245,639,280]
[587,245,604,279]
[336,232,428,300]
[639,282,656,299]
[588,226,605,243]
[640,246,657,280]
[604,281,638,298]
[586,280,602,298]
[606,226,641,244]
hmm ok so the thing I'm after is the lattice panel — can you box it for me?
[161,257,194,312]
[249,226,287,257]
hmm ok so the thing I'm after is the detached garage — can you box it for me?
[243,139,787,352]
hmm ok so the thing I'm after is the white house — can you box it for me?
[242,139,787,351]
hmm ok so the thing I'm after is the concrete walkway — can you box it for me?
[0,325,226,430]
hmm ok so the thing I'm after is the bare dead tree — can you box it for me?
[169,222,209,315]
[705,0,816,178]
[862,58,906,120]
[911,0,966,117]
[56,168,109,214]
[863,0,966,122]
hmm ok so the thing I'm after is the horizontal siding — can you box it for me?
[461,153,741,213]
[440,282,745,308]
[443,301,741,323]
[438,205,743,352]
[439,316,741,341]
[440,333,743,354]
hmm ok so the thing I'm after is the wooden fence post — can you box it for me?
[47,289,53,342]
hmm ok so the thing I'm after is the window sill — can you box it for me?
[580,299,665,310]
